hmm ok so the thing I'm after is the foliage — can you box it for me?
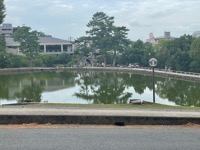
[155,35,193,71]
[13,26,40,67]
[154,39,171,68]
[7,55,29,68]
[37,54,73,67]
[1,10,200,72]
[110,26,129,66]
[168,35,192,71]
[189,37,200,72]
[0,52,28,68]
[86,12,129,66]
[0,35,5,51]
[0,0,6,24]
[74,36,94,55]
[118,40,155,67]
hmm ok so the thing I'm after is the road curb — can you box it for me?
[0,115,200,125]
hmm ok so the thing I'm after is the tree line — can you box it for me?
[75,12,200,73]
[0,0,200,72]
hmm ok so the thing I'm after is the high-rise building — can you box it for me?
[0,23,13,36]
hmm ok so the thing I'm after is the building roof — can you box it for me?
[5,36,72,46]
[39,36,71,44]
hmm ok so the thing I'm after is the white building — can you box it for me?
[146,31,175,44]
[1,23,74,55]
[5,36,74,55]
[0,23,14,36]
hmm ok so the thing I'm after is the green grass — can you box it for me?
[32,103,200,110]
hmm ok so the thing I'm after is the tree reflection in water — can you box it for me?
[0,71,199,106]
[156,78,200,107]
[14,77,44,103]
[15,84,43,103]
[74,71,132,104]
[74,71,200,107]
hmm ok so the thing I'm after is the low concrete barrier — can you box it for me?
[0,115,199,125]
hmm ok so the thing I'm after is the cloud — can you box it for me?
[129,20,150,28]
[4,0,200,41]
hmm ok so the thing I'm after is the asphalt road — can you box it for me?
[0,125,200,150]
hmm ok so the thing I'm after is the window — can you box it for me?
[40,45,44,52]
[7,46,18,49]
[46,45,61,53]
[63,45,68,52]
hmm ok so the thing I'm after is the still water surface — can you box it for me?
[0,71,200,107]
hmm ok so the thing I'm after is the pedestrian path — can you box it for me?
[0,106,200,117]
[0,105,200,125]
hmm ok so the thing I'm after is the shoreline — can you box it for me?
[0,66,200,82]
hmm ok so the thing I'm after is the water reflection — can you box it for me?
[14,77,44,103]
[156,78,200,106]
[74,72,132,104]
[0,71,76,104]
[0,71,199,107]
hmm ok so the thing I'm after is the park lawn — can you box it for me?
[32,103,200,110]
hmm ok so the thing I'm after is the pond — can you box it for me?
[0,70,200,107]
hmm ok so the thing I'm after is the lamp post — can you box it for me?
[149,58,157,103]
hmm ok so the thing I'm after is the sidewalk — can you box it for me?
[0,105,200,125]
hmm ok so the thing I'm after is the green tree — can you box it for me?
[74,36,94,67]
[41,54,57,67]
[75,36,94,56]
[122,40,153,66]
[86,12,114,66]
[13,26,40,67]
[7,54,29,68]
[129,40,145,65]
[189,37,200,72]
[111,26,129,66]
[86,12,129,66]
[0,35,5,51]
[169,35,192,71]
[142,42,155,66]
[0,0,6,24]
[154,39,171,69]
[155,35,192,71]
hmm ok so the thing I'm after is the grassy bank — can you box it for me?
[23,103,200,110]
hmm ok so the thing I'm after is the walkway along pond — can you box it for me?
[0,66,200,81]
[0,67,200,107]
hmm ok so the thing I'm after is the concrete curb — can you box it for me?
[0,115,200,125]
[1,105,200,125]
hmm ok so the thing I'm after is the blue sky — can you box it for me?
[4,0,200,41]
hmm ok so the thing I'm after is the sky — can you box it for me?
[4,0,200,41]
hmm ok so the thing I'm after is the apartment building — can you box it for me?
[146,31,175,44]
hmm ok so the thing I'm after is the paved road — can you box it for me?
[0,125,200,150]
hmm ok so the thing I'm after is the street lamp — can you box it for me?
[149,58,157,103]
